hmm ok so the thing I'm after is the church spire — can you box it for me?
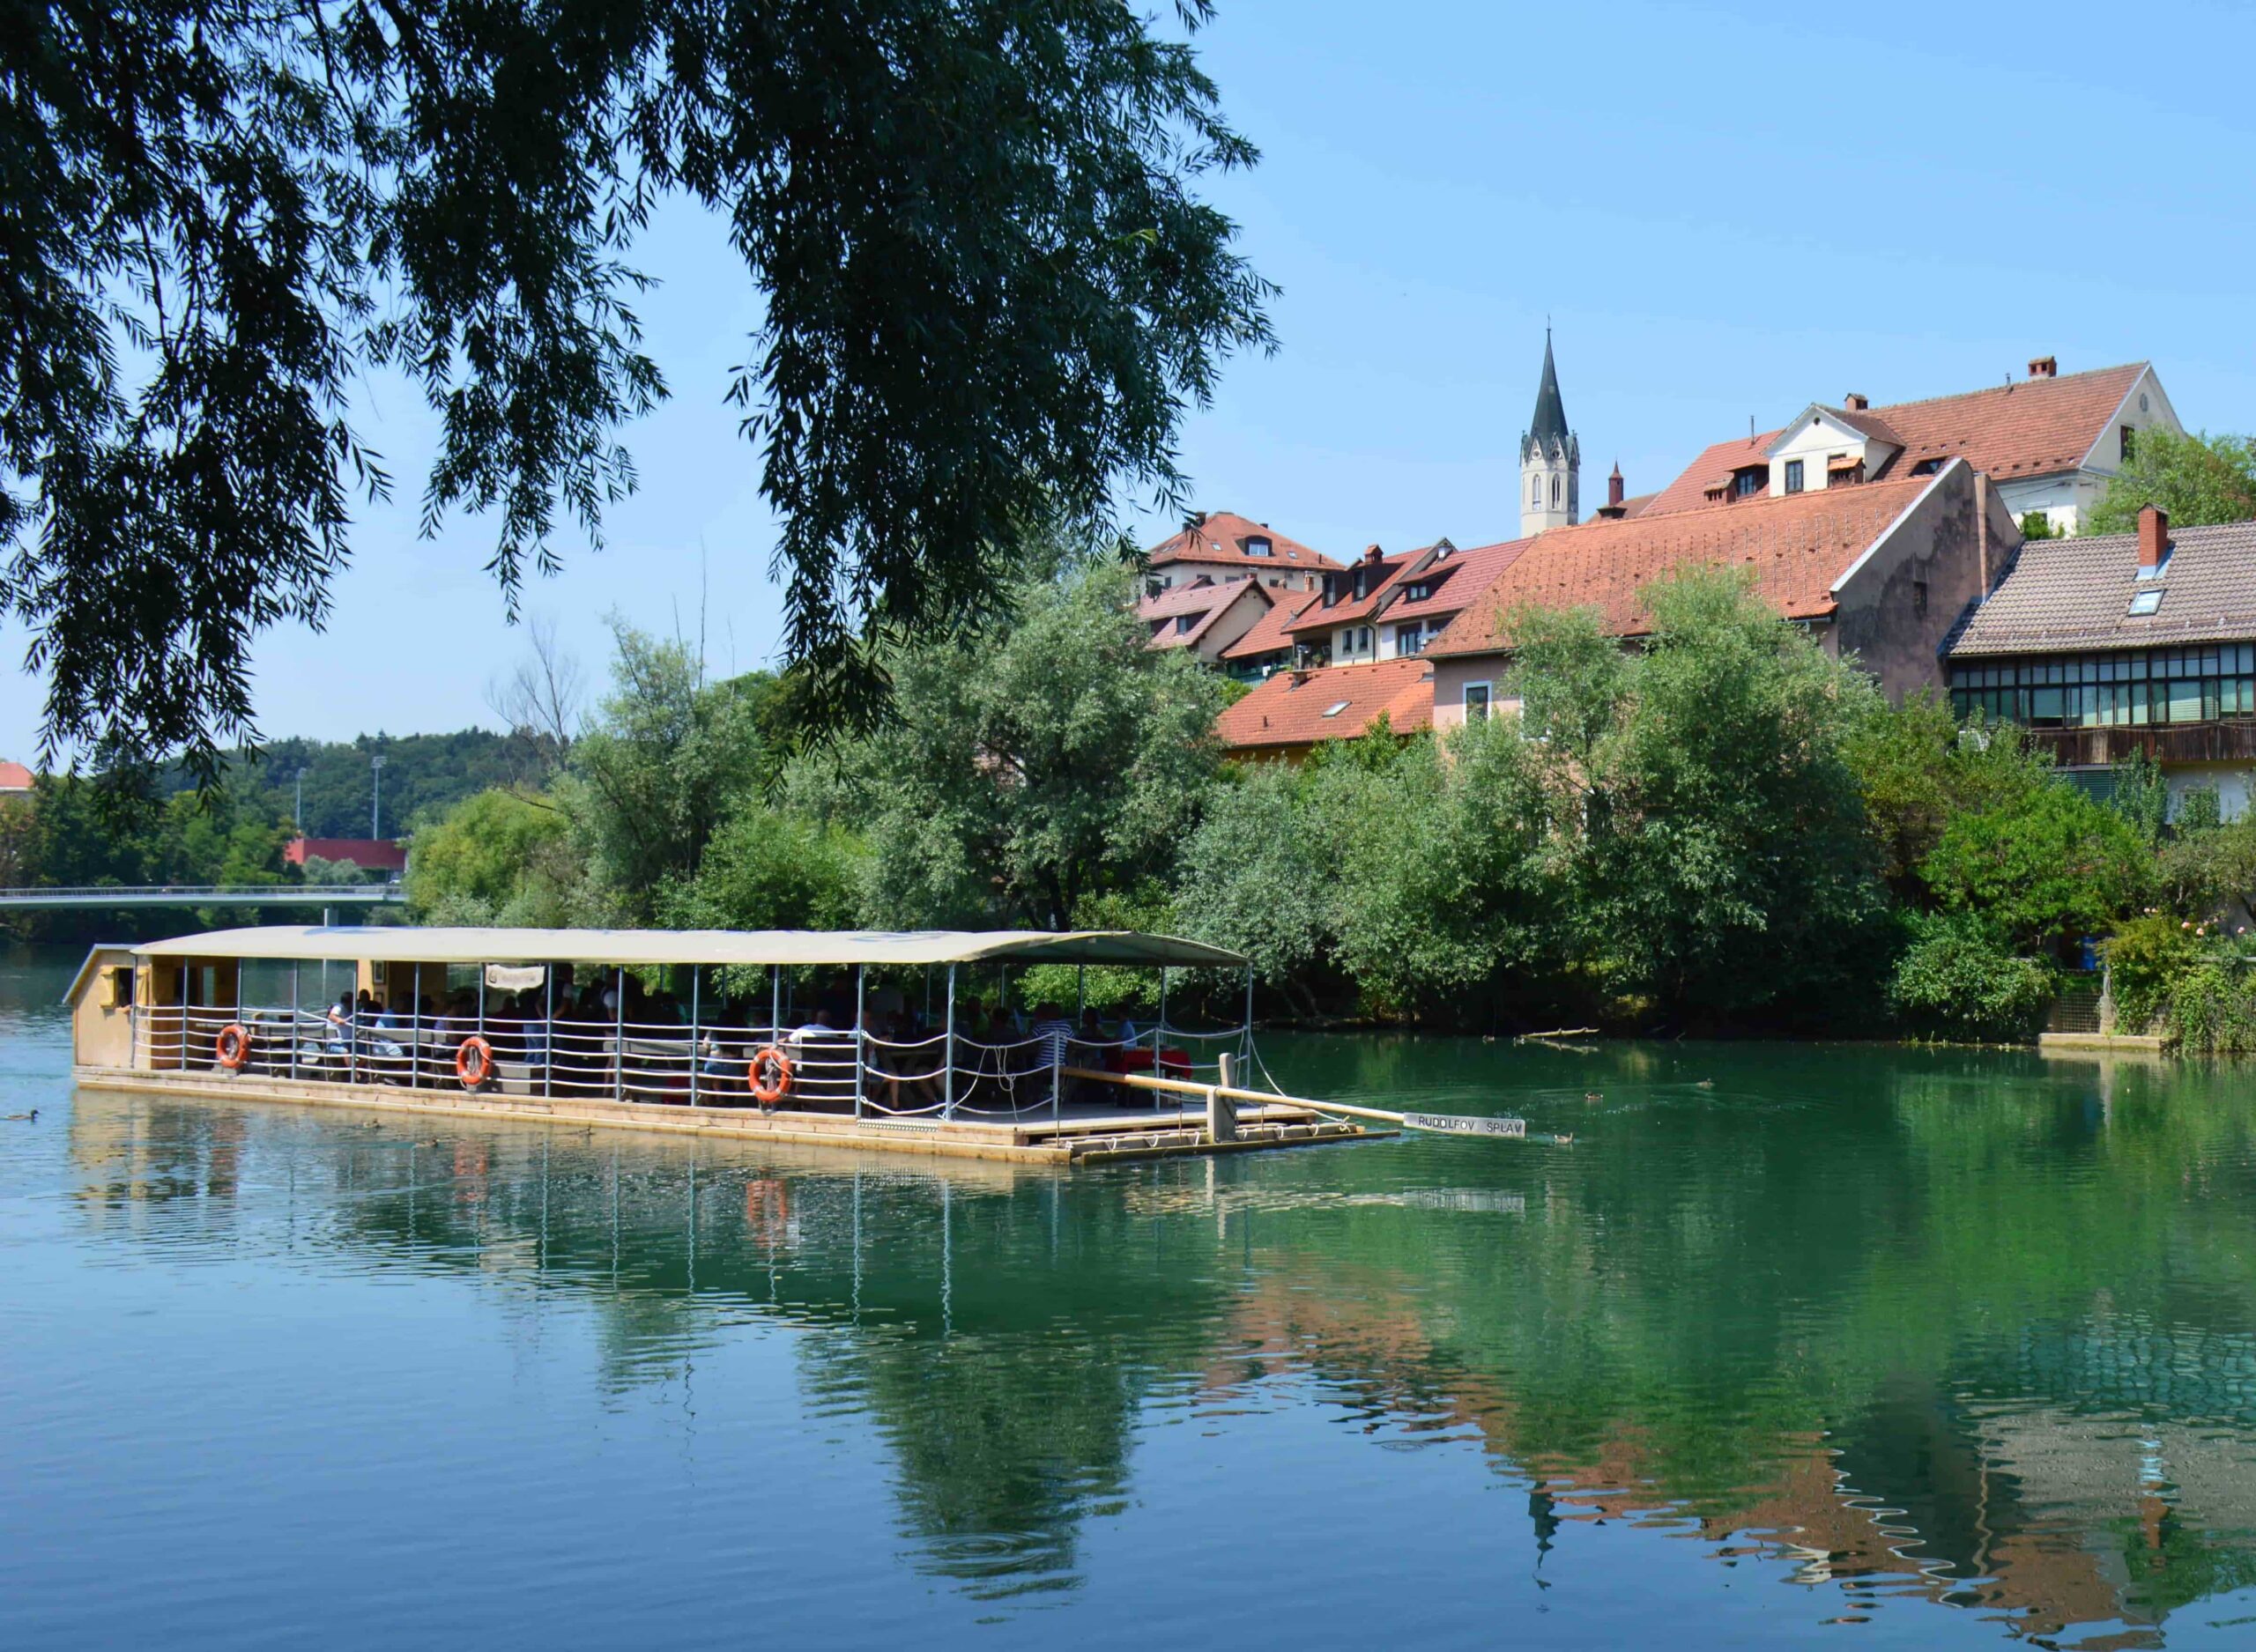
[1524,328,1570,461]
[1518,330,1580,537]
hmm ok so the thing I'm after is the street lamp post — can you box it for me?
[370,755,385,840]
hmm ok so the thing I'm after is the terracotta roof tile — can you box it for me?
[1646,363,2148,519]
[1864,362,2145,482]
[1284,548,1428,633]
[0,759,33,791]
[1214,657,1434,752]
[1380,537,1533,626]
[1643,433,1781,516]
[1950,520,2256,656]
[1221,587,1317,660]
[1427,472,1942,659]
[1135,577,1271,651]
[1147,511,1344,572]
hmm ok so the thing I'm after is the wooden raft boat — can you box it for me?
[63,925,1375,1166]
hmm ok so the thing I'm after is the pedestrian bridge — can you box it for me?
[0,883,403,911]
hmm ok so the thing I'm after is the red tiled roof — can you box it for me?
[1147,511,1343,572]
[1857,361,2146,482]
[1645,363,2148,519]
[1135,577,1270,650]
[1643,433,1781,517]
[1284,548,1428,633]
[1426,471,1942,659]
[1214,657,1435,752]
[1221,586,1317,660]
[0,759,33,791]
[1380,537,1532,626]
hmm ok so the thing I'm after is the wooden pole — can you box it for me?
[1211,1052,1239,1144]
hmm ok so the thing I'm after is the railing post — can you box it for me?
[853,966,865,1120]
[1212,1052,1239,1145]
[688,967,701,1109]
[543,967,555,1100]
[613,967,626,1103]
[943,962,957,1122]
[410,963,421,1088]
[289,962,300,1081]
[771,966,780,1045]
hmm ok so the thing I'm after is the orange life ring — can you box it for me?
[455,1034,495,1089]
[749,1045,793,1107]
[215,1023,252,1070]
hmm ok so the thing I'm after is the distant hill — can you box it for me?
[164,729,554,838]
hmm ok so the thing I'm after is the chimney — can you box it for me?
[1844,393,1868,411]
[1597,463,1629,520]
[2138,504,2169,574]
[2028,356,2058,380]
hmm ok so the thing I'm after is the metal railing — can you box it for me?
[130,999,1254,1125]
[0,882,401,908]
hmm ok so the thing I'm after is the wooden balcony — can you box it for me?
[2022,721,2256,767]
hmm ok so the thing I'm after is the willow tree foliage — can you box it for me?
[851,559,1229,930]
[0,1,1273,779]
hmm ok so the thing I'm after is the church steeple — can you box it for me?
[1519,329,1580,537]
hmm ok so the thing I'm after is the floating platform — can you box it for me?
[68,1065,1374,1165]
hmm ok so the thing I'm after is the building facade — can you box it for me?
[1947,507,2256,819]
[1143,511,1342,593]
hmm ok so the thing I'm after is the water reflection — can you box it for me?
[39,1026,2256,1645]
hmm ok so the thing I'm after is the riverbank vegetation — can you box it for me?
[382,556,2254,1044]
[14,552,2254,1044]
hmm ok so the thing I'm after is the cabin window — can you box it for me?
[1784,460,1805,495]
[1465,683,1492,722]
[103,966,133,1009]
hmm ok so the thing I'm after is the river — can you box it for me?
[4,945,2256,1648]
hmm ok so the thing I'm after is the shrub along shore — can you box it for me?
[14,555,2254,1048]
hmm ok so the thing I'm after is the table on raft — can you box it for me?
[68,925,1377,1166]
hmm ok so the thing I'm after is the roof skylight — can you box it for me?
[2128,589,2163,617]
[1322,700,1351,718]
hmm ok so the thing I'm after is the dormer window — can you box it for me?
[1401,582,1431,602]
[1244,536,1273,557]
[1911,457,1944,477]
[1733,467,1762,499]
[1175,613,1198,635]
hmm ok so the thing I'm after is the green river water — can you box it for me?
[5,945,2256,1648]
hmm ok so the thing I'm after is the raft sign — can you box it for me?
[1402,1112,1526,1137]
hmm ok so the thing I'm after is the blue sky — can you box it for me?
[7,0,2254,759]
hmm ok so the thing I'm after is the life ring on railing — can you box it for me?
[749,1045,794,1108]
[215,1023,252,1070]
[455,1035,495,1090]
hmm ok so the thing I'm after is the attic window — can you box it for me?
[1733,468,1762,499]
[2128,589,2164,617]
[1911,457,1944,477]
[1175,614,1198,634]
[1245,536,1273,557]
[1322,700,1352,718]
[1402,582,1432,602]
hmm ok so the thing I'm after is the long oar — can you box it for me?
[1064,1067,1574,1145]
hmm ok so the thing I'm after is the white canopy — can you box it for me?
[130,925,1247,971]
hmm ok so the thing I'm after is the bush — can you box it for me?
[1888,913,2057,1042]
[2168,960,2256,1055]
[1922,781,2150,952]
[2099,914,2204,1031]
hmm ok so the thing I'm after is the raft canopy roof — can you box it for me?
[130,925,1249,972]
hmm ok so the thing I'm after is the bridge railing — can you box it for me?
[0,882,400,903]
